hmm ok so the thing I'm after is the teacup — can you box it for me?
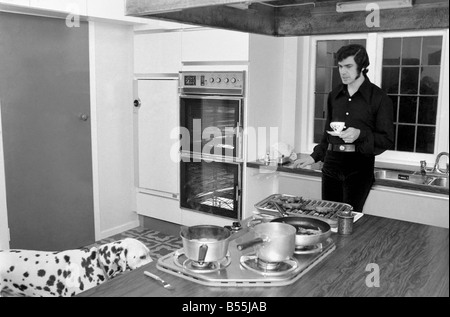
[330,122,345,133]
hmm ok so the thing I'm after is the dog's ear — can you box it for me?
[117,247,128,272]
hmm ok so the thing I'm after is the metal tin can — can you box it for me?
[337,211,354,235]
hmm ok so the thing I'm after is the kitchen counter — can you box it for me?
[247,158,449,196]
[78,214,449,297]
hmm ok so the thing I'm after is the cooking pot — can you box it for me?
[180,225,231,263]
[236,222,296,262]
[270,216,331,247]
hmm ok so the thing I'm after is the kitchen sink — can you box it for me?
[427,177,448,188]
[374,170,427,185]
[374,169,448,188]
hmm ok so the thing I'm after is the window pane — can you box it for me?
[332,67,341,89]
[314,93,327,119]
[399,96,417,123]
[420,66,440,95]
[383,38,401,65]
[400,67,419,94]
[402,37,421,65]
[418,97,438,125]
[422,36,442,65]
[314,119,326,143]
[316,67,333,93]
[382,67,399,93]
[390,95,399,123]
[397,125,415,152]
[416,126,435,154]
[317,42,336,67]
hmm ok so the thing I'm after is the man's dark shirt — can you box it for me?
[311,77,395,162]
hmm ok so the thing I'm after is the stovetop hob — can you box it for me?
[156,235,335,287]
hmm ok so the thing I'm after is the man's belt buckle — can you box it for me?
[339,145,346,151]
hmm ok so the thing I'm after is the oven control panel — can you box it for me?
[179,71,245,94]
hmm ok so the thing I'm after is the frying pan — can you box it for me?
[270,216,331,247]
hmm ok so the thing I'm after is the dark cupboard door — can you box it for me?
[0,12,95,250]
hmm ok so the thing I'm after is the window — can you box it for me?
[305,30,448,166]
[381,36,442,154]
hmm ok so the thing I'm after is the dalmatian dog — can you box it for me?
[0,238,152,297]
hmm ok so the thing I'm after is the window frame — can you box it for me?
[302,29,449,168]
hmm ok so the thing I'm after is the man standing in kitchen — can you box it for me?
[293,44,394,212]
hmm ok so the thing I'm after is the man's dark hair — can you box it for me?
[336,44,370,77]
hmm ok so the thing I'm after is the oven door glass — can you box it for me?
[180,156,241,219]
[180,96,242,159]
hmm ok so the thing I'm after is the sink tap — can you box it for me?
[420,160,428,176]
[433,152,449,175]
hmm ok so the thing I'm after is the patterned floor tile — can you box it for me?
[86,227,183,260]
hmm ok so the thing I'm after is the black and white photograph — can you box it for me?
[0,0,448,300]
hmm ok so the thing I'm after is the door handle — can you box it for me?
[79,113,89,121]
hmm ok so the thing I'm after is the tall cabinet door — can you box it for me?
[0,12,94,251]
[137,79,179,195]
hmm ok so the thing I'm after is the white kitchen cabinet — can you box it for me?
[87,0,148,23]
[135,78,181,223]
[365,186,449,228]
[243,167,279,219]
[278,173,322,200]
[137,79,179,195]
[29,0,87,15]
[182,29,250,62]
[137,192,181,224]
[134,32,182,74]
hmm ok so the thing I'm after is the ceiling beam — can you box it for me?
[126,0,270,15]
[277,1,449,36]
[149,5,276,36]
[126,0,449,37]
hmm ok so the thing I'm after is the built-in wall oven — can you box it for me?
[179,71,244,220]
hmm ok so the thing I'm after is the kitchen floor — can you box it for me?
[86,226,183,260]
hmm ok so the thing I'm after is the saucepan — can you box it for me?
[270,216,331,247]
[180,225,231,263]
[236,222,296,262]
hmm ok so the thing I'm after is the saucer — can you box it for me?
[327,131,342,136]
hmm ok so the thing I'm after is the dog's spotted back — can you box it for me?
[0,238,152,297]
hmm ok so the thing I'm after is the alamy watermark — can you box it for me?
[170,121,281,164]
[65,4,81,28]
[365,263,380,288]
[365,3,381,28]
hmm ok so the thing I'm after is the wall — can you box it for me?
[90,21,139,239]
[0,108,9,249]
[247,34,285,161]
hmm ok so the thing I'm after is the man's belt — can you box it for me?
[327,144,356,152]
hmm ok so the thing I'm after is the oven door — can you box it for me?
[180,95,243,160]
[180,154,242,220]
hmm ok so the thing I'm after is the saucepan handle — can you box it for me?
[236,238,265,251]
[197,244,208,263]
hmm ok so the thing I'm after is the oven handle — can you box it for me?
[236,99,243,160]
[180,152,243,164]
[180,94,244,101]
